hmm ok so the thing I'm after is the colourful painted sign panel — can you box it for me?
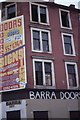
[0,15,25,55]
[0,16,27,92]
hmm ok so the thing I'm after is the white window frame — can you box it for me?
[65,62,79,89]
[5,3,17,19]
[61,33,76,56]
[31,27,52,53]
[33,59,55,87]
[59,9,72,29]
[30,2,49,25]
[0,10,1,22]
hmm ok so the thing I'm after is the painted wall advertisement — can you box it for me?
[0,15,27,92]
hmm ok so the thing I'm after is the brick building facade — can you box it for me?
[0,1,80,119]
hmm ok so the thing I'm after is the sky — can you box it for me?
[55,0,80,8]
[0,0,6,2]
[0,0,80,8]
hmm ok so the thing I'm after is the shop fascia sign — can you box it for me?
[6,100,21,106]
[2,89,80,100]
[29,89,80,100]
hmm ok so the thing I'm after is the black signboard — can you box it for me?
[2,88,80,101]
[29,89,80,99]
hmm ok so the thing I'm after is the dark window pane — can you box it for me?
[35,62,43,85]
[7,4,16,19]
[42,41,49,52]
[35,62,42,71]
[67,64,77,87]
[65,44,73,54]
[64,35,71,43]
[34,111,48,120]
[40,7,47,23]
[33,30,40,50]
[64,35,73,54]
[61,11,70,27]
[33,31,39,39]
[42,32,48,40]
[42,32,49,52]
[45,63,51,73]
[40,7,46,14]
[44,63,52,86]
[33,40,40,50]
[2,8,5,18]
[67,64,75,74]
[31,4,38,22]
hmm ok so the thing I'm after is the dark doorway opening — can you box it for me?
[70,111,80,120]
[7,110,21,120]
[33,111,48,120]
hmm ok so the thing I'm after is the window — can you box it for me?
[33,59,55,87]
[7,4,16,19]
[65,62,79,88]
[32,30,40,51]
[2,3,16,20]
[33,111,48,120]
[1,8,5,20]
[59,9,72,29]
[62,33,75,56]
[42,32,49,52]
[31,4,38,22]
[35,61,43,85]
[40,6,47,23]
[31,28,51,52]
[30,3,49,24]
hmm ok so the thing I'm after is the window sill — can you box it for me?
[64,54,76,57]
[61,26,72,30]
[34,85,56,89]
[68,86,79,90]
[2,16,17,21]
[32,50,52,54]
[30,21,50,26]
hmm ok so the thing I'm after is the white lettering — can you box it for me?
[36,92,41,99]
[51,92,57,99]
[40,91,46,99]
[46,91,51,99]
[65,92,70,99]
[29,91,35,99]
[70,92,76,99]
[60,92,80,99]
[29,91,80,100]
[75,92,79,99]
[60,92,64,99]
